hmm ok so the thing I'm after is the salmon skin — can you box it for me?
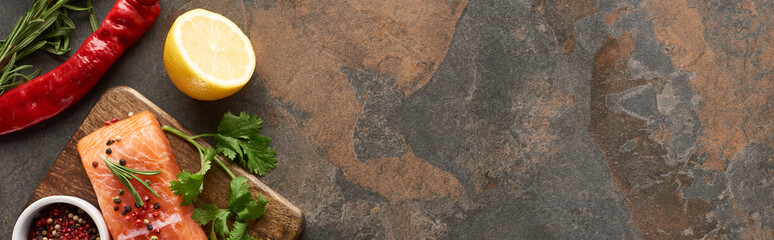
[77,111,207,240]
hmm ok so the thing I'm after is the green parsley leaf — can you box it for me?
[169,147,214,206]
[192,204,231,240]
[169,170,204,206]
[228,176,251,212]
[214,112,277,176]
[214,134,241,160]
[198,147,215,174]
[235,194,267,222]
[218,112,263,138]
[242,136,277,176]
[228,177,268,221]
[227,221,255,240]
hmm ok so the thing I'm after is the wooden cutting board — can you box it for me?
[26,86,304,239]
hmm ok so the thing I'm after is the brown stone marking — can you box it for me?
[519,79,574,163]
[589,33,717,239]
[228,0,468,201]
[642,0,774,171]
[605,6,632,25]
[533,0,598,53]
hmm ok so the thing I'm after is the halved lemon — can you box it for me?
[163,9,255,101]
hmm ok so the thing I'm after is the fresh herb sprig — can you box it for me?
[163,112,276,240]
[0,0,99,95]
[101,155,160,207]
[193,177,268,240]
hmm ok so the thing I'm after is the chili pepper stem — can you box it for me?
[162,125,236,179]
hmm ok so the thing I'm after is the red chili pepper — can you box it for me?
[0,0,160,135]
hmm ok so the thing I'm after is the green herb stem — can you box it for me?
[162,125,236,179]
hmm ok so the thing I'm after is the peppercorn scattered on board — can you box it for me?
[25,86,304,240]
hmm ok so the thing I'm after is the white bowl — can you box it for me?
[13,195,110,240]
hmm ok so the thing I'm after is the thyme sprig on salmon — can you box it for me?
[163,112,275,240]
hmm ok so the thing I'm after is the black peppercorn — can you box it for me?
[146,224,153,231]
[106,148,112,154]
[119,159,126,166]
[153,203,160,209]
[113,206,119,211]
[106,139,115,146]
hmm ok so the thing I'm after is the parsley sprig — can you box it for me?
[162,112,276,240]
[193,177,268,240]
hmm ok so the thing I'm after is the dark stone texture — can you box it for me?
[3,0,774,239]
[343,67,405,163]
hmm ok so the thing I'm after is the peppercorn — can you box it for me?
[146,224,153,230]
[113,206,119,211]
[115,136,121,141]
[91,161,98,168]
[145,179,151,185]
[106,139,115,146]
[112,196,121,204]
[118,189,124,195]
[143,219,149,225]
[119,159,126,166]
[144,195,151,202]
[105,148,112,154]
[151,236,159,240]
[29,203,97,239]
[153,203,160,209]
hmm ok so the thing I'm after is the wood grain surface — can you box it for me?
[26,86,304,239]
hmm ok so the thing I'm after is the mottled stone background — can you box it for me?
[2,0,774,239]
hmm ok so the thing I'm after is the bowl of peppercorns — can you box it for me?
[13,195,110,240]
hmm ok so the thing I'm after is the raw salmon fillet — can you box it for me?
[77,111,207,240]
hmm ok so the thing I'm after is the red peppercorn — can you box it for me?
[152,212,160,217]
[144,195,151,202]
[91,161,98,168]
[124,216,131,222]
[135,219,142,225]
[105,120,112,125]
[111,118,119,123]
[154,228,161,233]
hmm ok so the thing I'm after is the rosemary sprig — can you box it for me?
[0,0,99,95]
[101,155,161,207]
